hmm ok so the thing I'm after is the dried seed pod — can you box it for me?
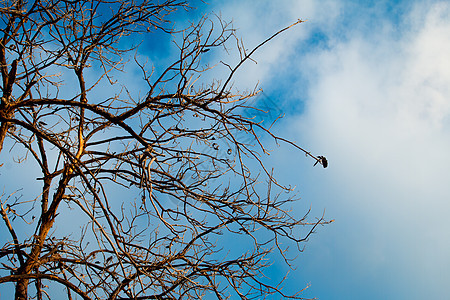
[314,156,328,168]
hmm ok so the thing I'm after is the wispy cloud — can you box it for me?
[211,0,450,298]
[294,1,450,298]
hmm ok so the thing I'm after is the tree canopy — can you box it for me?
[0,0,329,299]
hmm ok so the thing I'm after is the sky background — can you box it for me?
[199,0,450,299]
[1,1,449,299]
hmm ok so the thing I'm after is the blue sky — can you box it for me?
[200,0,450,299]
[1,1,449,299]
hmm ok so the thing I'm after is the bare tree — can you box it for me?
[0,0,330,299]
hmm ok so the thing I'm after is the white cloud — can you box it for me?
[288,1,450,298]
[208,0,342,91]
[298,1,450,197]
[210,0,450,298]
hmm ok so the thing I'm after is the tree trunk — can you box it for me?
[0,103,13,155]
[15,279,29,300]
